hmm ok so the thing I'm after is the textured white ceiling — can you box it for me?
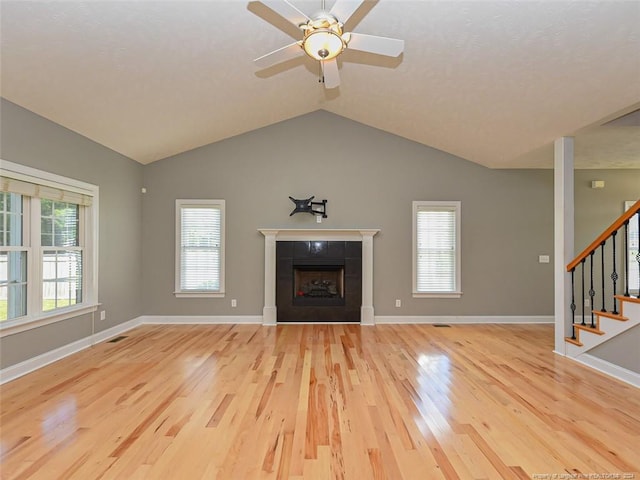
[1,0,639,168]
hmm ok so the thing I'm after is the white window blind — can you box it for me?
[1,176,93,206]
[413,201,461,297]
[176,200,225,296]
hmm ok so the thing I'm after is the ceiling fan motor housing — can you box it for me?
[301,12,346,61]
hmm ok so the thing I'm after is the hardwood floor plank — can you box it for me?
[1,323,639,479]
[206,393,235,428]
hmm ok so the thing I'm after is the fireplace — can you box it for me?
[259,229,379,325]
[276,241,361,322]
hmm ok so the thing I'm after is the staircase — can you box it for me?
[565,295,640,356]
[564,200,640,359]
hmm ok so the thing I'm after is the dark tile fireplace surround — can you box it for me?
[276,241,362,322]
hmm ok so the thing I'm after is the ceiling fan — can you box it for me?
[252,0,404,89]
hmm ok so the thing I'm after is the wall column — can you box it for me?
[554,137,574,354]
[361,231,376,325]
[262,231,277,325]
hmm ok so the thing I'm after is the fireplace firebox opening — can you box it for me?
[293,265,344,302]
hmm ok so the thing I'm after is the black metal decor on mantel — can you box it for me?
[289,196,327,218]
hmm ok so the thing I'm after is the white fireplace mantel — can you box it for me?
[258,229,380,325]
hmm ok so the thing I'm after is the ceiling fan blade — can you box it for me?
[260,0,310,27]
[254,42,303,68]
[345,32,404,57]
[322,58,340,89]
[329,0,365,24]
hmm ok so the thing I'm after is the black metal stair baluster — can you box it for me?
[611,230,619,315]
[589,251,596,328]
[624,220,629,297]
[600,241,607,313]
[570,268,576,339]
[581,259,586,326]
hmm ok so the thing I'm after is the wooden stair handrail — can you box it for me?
[567,199,640,272]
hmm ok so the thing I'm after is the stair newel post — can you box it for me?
[637,211,640,299]
[580,259,586,326]
[600,241,607,313]
[623,220,629,297]
[611,230,619,315]
[570,268,576,339]
[589,251,595,328]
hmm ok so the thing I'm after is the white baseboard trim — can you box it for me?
[566,353,640,388]
[0,316,143,385]
[141,315,263,325]
[0,314,554,385]
[374,315,554,324]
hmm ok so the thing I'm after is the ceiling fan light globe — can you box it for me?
[302,29,344,61]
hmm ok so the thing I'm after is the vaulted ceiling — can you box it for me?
[1,1,639,169]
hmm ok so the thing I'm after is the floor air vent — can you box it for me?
[107,336,127,343]
[433,324,451,328]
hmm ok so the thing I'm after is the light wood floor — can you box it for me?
[1,324,638,479]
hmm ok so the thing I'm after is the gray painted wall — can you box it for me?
[574,169,640,373]
[589,325,639,373]
[1,102,637,376]
[0,99,144,369]
[142,110,556,317]
[575,169,639,252]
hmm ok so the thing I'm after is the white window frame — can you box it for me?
[0,160,99,337]
[40,198,85,312]
[175,199,225,298]
[412,200,462,298]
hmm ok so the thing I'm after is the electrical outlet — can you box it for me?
[316,215,322,224]
[231,299,237,308]
[395,299,401,308]
[584,298,590,307]
[539,255,550,263]
[100,310,106,321]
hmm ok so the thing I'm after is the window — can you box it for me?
[626,201,639,295]
[0,160,98,334]
[0,192,27,320]
[413,201,461,298]
[42,200,83,311]
[175,199,225,297]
